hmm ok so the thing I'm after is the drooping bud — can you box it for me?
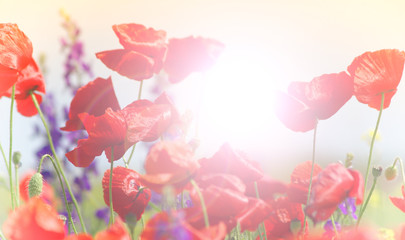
[372,166,383,178]
[12,151,22,168]
[384,166,397,181]
[28,172,43,198]
[345,153,354,168]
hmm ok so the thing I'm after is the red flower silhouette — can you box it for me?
[140,211,227,240]
[0,23,33,95]
[276,72,353,132]
[163,36,225,83]
[102,167,151,222]
[64,218,130,240]
[65,97,172,167]
[348,49,405,110]
[287,161,322,204]
[2,197,65,240]
[96,23,166,81]
[389,185,405,213]
[140,141,199,194]
[305,163,364,223]
[61,77,120,131]
[197,143,263,185]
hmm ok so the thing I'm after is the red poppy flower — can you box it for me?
[2,197,65,240]
[19,170,55,206]
[261,197,305,240]
[245,175,287,201]
[61,77,120,131]
[287,161,322,204]
[65,98,172,167]
[197,143,263,185]
[276,72,353,132]
[348,49,405,110]
[96,23,167,81]
[163,36,225,83]
[102,167,151,222]
[389,185,405,213]
[305,163,364,223]
[236,198,273,232]
[64,218,130,240]
[0,23,33,95]
[140,211,227,240]
[1,58,45,116]
[140,140,199,194]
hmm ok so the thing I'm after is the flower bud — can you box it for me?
[372,166,383,178]
[384,166,397,181]
[28,172,43,198]
[12,151,21,166]
[345,153,354,168]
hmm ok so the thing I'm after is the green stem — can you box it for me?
[30,92,87,233]
[38,154,77,234]
[190,179,210,228]
[148,201,162,212]
[330,215,339,238]
[303,121,318,231]
[109,147,115,226]
[0,229,7,240]
[357,177,378,226]
[254,182,268,240]
[359,92,384,214]
[8,85,15,210]
[0,142,9,171]
[14,163,19,207]
[126,80,143,167]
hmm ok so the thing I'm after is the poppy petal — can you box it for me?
[96,49,155,81]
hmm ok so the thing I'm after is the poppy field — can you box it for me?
[2,4,405,240]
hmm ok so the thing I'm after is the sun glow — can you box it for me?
[198,46,279,145]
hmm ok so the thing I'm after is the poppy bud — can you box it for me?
[12,151,22,167]
[345,153,354,168]
[384,166,397,181]
[372,166,383,178]
[28,172,43,198]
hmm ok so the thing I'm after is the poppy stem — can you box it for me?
[254,182,268,240]
[190,179,210,228]
[8,85,16,210]
[126,80,144,167]
[0,143,9,175]
[357,176,378,226]
[14,161,19,207]
[0,229,7,240]
[30,92,87,233]
[109,147,115,226]
[359,93,385,216]
[303,121,318,231]
[330,215,339,238]
[37,154,78,234]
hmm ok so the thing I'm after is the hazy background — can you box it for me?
[1,0,405,225]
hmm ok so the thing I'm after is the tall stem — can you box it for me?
[125,80,144,167]
[190,179,210,228]
[0,143,9,171]
[357,177,378,226]
[303,121,318,231]
[38,154,77,234]
[359,93,384,214]
[254,182,268,240]
[30,92,87,233]
[108,147,115,226]
[8,85,16,210]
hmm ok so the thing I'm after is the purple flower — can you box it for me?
[338,197,357,220]
[95,207,110,225]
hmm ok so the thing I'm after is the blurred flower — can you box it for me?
[306,163,364,223]
[163,36,225,83]
[102,167,151,222]
[0,23,33,95]
[61,77,120,132]
[323,219,341,239]
[96,23,166,81]
[95,207,110,225]
[140,141,199,194]
[2,197,65,240]
[389,185,405,213]
[348,49,405,110]
[275,72,353,132]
